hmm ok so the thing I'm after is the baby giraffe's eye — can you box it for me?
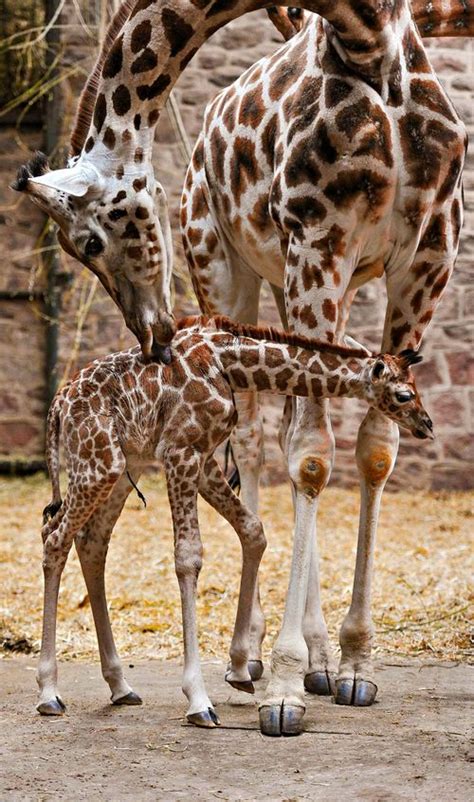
[395,390,415,403]
[288,7,303,18]
[85,234,104,259]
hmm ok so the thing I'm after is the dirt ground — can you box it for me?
[1,657,472,801]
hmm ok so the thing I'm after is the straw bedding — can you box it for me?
[0,475,471,663]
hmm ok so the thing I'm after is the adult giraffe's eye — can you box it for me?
[84,235,104,258]
[395,390,415,403]
[288,7,302,18]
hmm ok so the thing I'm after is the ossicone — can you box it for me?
[11,151,49,192]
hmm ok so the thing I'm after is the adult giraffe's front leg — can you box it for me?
[336,410,398,705]
[336,248,455,705]
[260,396,335,735]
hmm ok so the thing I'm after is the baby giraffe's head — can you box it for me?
[364,350,434,440]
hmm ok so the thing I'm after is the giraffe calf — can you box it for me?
[37,315,433,727]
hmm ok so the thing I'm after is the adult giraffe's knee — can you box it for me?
[356,408,399,489]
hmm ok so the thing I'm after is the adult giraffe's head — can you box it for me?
[12,149,175,361]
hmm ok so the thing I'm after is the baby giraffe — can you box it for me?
[38,315,432,728]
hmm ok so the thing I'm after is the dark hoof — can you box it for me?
[304,670,336,696]
[225,673,255,694]
[335,679,377,706]
[247,660,264,681]
[187,707,221,728]
[259,704,305,737]
[112,691,143,706]
[37,696,66,716]
[354,680,377,706]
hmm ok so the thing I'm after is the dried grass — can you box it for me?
[0,475,472,663]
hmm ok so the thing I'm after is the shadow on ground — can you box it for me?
[0,658,472,801]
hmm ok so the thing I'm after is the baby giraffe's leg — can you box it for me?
[74,469,144,706]
[164,448,217,727]
[37,471,122,715]
[199,456,267,693]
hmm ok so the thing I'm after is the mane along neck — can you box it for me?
[70,0,135,156]
[201,315,371,359]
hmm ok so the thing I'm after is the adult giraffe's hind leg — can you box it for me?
[74,469,144,706]
[182,185,267,675]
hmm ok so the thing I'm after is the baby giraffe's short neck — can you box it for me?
[208,326,372,402]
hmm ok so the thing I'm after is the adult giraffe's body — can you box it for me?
[180,1,468,733]
[13,0,471,355]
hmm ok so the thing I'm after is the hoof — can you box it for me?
[187,707,221,728]
[37,696,66,716]
[259,704,305,737]
[112,691,143,706]
[335,679,377,706]
[304,670,335,696]
[247,660,264,681]
[225,673,255,694]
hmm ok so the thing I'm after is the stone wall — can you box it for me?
[0,3,472,489]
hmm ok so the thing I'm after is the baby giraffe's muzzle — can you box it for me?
[413,414,434,440]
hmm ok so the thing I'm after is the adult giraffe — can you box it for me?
[12,0,471,735]
[179,0,470,734]
[12,0,470,356]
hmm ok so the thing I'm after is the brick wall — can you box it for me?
[0,5,472,488]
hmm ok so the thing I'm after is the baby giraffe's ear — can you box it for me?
[371,357,390,382]
[399,349,423,369]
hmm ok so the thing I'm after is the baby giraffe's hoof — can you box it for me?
[112,691,143,706]
[187,707,221,728]
[225,672,255,694]
[37,696,66,716]
[259,703,305,737]
[247,660,264,681]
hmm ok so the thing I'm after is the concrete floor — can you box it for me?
[0,658,472,801]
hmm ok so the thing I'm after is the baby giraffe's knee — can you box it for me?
[240,513,266,558]
[175,539,203,581]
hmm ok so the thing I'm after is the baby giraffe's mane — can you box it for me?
[70,0,135,156]
[177,315,372,360]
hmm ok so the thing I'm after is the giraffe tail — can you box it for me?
[43,387,67,525]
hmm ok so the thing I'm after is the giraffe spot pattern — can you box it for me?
[131,49,158,74]
[112,85,131,116]
[102,35,123,79]
[131,19,152,53]
[93,93,107,133]
[103,127,116,149]
[161,8,195,57]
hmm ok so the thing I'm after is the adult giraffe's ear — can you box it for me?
[12,154,100,199]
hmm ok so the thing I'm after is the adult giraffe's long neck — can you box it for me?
[81,0,412,166]
[207,319,370,401]
[411,0,474,37]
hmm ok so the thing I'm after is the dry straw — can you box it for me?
[1,476,471,663]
